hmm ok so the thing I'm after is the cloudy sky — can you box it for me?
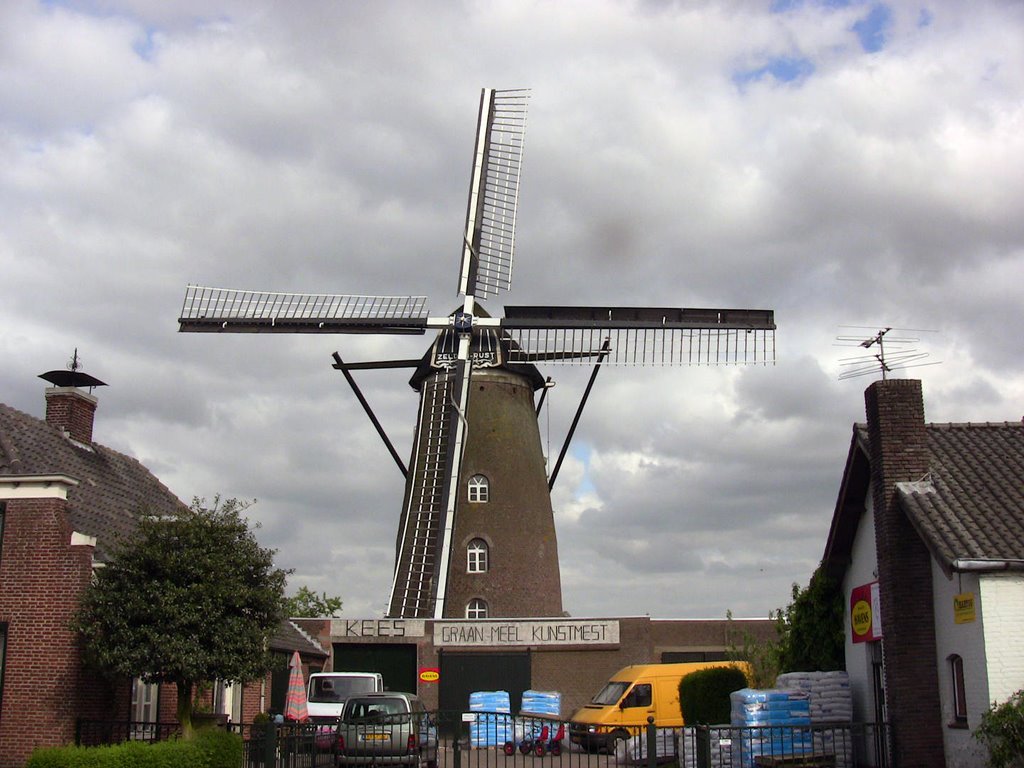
[2,0,1022,619]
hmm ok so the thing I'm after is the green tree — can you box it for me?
[726,608,785,688]
[975,689,1024,768]
[778,565,845,672]
[75,496,289,738]
[283,585,343,617]
[727,564,845,687]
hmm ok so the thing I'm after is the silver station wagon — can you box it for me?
[336,692,438,768]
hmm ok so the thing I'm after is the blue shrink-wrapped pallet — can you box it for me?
[469,691,512,747]
[520,690,561,716]
[730,689,812,768]
[519,690,562,739]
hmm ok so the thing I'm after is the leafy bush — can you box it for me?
[678,665,749,725]
[975,689,1024,768]
[195,727,244,766]
[26,729,241,768]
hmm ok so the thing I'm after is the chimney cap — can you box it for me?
[39,369,107,389]
[39,348,107,390]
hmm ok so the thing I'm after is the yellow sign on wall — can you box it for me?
[850,581,881,643]
[954,593,976,624]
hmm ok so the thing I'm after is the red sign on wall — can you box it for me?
[418,667,440,683]
[850,581,882,643]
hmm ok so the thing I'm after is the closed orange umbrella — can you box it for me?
[283,650,309,722]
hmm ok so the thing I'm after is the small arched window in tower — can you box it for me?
[468,474,489,503]
[467,539,489,573]
[466,598,488,619]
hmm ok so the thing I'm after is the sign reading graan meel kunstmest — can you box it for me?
[433,619,620,647]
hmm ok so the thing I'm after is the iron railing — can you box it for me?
[76,713,891,768]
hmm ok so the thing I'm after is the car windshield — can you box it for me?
[309,676,378,703]
[345,698,409,720]
[591,681,629,706]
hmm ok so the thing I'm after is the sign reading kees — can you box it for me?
[434,619,619,647]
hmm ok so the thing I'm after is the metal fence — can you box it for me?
[76,714,891,768]
[75,718,180,746]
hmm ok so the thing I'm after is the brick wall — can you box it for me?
[44,388,98,444]
[0,496,120,767]
[865,379,945,767]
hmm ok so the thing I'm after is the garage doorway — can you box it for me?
[438,651,531,713]
[332,643,418,694]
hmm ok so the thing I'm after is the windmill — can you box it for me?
[178,88,776,620]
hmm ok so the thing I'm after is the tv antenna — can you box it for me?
[836,326,940,380]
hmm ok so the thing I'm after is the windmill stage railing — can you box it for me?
[179,285,429,333]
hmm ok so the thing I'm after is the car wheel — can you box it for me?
[609,729,628,753]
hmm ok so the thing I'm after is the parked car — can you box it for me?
[336,692,437,768]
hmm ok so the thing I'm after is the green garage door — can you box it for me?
[332,643,418,694]
[438,651,531,713]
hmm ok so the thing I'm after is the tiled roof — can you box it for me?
[0,401,186,561]
[271,619,328,658]
[852,421,1024,572]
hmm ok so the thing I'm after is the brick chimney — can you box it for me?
[864,379,944,767]
[45,387,99,444]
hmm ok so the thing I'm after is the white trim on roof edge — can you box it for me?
[0,473,79,500]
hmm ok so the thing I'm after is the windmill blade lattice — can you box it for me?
[459,88,529,300]
[501,306,776,365]
[179,285,428,334]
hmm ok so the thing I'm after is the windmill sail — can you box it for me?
[501,305,776,365]
[179,285,429,334]
[388,370,456,617]
[458,88,529,300]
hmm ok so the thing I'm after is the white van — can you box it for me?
[307,672,384,720]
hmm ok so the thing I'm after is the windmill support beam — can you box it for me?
[548,340,611,491]
[332,352,409,478]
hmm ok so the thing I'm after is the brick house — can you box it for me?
[0,372,325,767]
[822,379,1024,768]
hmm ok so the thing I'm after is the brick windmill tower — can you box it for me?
[179,88,776,620]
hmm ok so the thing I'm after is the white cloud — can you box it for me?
[2,0,1022,619]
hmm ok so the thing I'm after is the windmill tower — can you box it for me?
[178,88,776,620]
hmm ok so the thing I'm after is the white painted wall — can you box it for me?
[980,573,1024,703]
[842,489,880,725]
[931,561,988,767]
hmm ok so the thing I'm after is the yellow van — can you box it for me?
[569,662,746,752]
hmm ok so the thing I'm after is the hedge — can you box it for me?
[26,728,242,768]
[678,665,749,725]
